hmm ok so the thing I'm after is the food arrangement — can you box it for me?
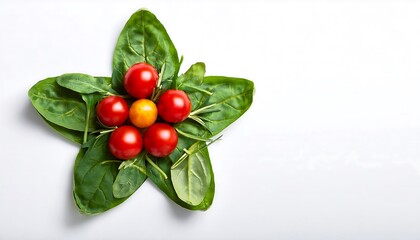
[28,9,254,214]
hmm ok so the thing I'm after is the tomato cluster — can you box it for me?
[96,62,191,160]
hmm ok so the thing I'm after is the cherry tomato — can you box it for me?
[124,62,159,99]
[108,126,142,160]
[157,90,192,123]
[96,96,129,127]
[129,99,158,128]
[143,123,178,157]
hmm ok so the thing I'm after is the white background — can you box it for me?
[1,0,420,239]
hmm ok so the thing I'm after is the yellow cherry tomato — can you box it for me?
[129,99,158,128]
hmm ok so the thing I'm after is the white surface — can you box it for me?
[1,0,420,239]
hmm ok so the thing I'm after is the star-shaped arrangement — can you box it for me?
[28,9,254,214]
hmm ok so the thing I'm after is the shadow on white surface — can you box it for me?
[64,169,95,227]
[167,203,198,220]
[148,180,199,220]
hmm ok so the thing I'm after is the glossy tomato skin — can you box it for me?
[124,62,158,99]
[108,126,142,160]
[96,96,129,127]
[129,99,158,128]
[143,123,178,157]
[157,90,192,123]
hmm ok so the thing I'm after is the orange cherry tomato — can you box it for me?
[129,99,158,128]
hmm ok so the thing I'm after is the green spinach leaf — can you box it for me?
[57,74,117,95]
[175,62,205,91]
[28,77,89,131]
[200,76,253,135]
[73,133,126,214]
[146,144,215,210]
[171,141,212,206]
[178,76,254,137]
[112,9,180,93]
[39,114,84,144]
[113,152,147,198]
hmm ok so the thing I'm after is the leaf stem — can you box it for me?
[100,160,122,165]
[189,103,217,116]
[171,152,188,170]
[207,134,223,147]
[91,126,117,134]
[151,63,166,102]
[157,63,165,88]
[99,128,117,134]
[131,164,148,175]
[145,155,168,179]
[182,84,213,95]
[188,115,210,131]
[83,108,90,144]
[94,127,117,139]
[183,148,193,155]
[175,128,212,142]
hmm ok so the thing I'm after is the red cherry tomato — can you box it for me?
[124,62,159,99]
[143,123,178,157]
[157,90,192,123]
[108,126,142,160]
[96,96,129,127]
